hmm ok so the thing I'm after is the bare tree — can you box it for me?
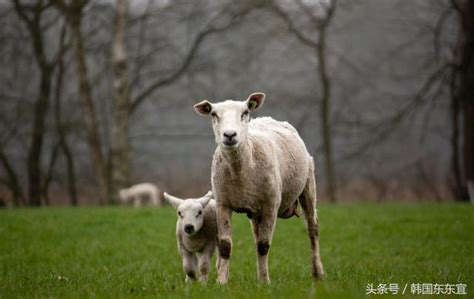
[110,0,131,203]
[54,25,78,205]
[13,0,57,206]
[54,0,109,204]
[0,149,24,206]
[447,0,474,202]
[270,0,338,202]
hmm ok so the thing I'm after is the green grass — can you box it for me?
[0,203,473,298]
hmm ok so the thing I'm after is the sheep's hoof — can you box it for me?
[185,276,195,283]
[199,276,208,284]
[312,269,325,281]
[185,270,197,283]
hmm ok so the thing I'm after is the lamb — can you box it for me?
[119,183,161,207]
[193,92,324,284]
[163,191,218,282]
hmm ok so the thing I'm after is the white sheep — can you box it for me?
[194,92,324,284]
[119,183,161,207]
[163,191,218,282]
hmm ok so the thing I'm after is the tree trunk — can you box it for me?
[0,150,24,206]
[69,13,109,205]
[450,0,474,202]
[54,27,79,206]
[110,0,131,204]
[42,142,60,206]
[55,59,78,207]
[459,1,474,202]
[449,94,466,200]
[27,67,52,206]
[13,1,54,206]
[317,23,337,203]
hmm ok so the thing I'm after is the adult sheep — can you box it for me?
[194,92,324,284]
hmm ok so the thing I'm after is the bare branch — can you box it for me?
[129,4,254,113]
[433,6,454,60]
[269,1,319,48]
[340,63,449,162]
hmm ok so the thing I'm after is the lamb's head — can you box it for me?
[118,188,129,203]
[164,191,213,236]
[194,92,265,151]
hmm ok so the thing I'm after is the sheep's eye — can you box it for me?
[241,110,249,120]
[211,112,219,120]
[197,210,202,217]
[178,211,182,217]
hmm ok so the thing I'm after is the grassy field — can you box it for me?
[0,203,473,298]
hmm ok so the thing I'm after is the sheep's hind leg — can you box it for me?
[255,208,277,284]
[299,166,324,280]
[250,217,261,281]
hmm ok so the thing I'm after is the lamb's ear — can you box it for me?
[246,92,265,111]
[194,100,213,116]
[163,192,183,208]
[197,191,213,208]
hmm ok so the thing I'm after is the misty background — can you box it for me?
[0,0,472,206]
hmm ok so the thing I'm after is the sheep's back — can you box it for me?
[249,117,311,209]
[249,117,306,156]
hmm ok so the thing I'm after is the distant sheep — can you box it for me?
[194,92,324,284]
[119,183,161,207]
[164,191,218,282]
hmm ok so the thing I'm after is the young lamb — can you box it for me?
[194,92,324,284]
[119,183,161,207]
[163,191,218,282]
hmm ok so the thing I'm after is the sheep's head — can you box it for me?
[163,191,213,236]
[118,188,129,203]
[194,92,265,151]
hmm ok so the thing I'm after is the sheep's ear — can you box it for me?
[163,192,183,208]
[194,100,213,116]
[246,92,265,111]
[197,191,213,208]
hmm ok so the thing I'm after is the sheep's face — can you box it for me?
[194,92,265,152]
[163,191,213,236]
[118,189,129,203]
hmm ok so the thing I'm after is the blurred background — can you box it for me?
[0,0,472,206]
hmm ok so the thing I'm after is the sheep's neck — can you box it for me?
[221,140,253,176]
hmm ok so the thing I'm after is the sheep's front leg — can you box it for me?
[133,196,142,208]
[151,192,160,206]
[255,208,277,284]
[216,205,232,284]
[198,241,215,282]
[181,250,198,282]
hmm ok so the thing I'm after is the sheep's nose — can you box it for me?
[223,131,237,140]
[184,224,194,234]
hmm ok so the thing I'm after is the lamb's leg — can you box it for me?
[198,241,215,282]
[299,166,324,280]
[255,209,277,284]
[216,205,232,284]
[153,192,160,206]
[181,250,198,282]
[215,252,221,274]
[133,196,142,208]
